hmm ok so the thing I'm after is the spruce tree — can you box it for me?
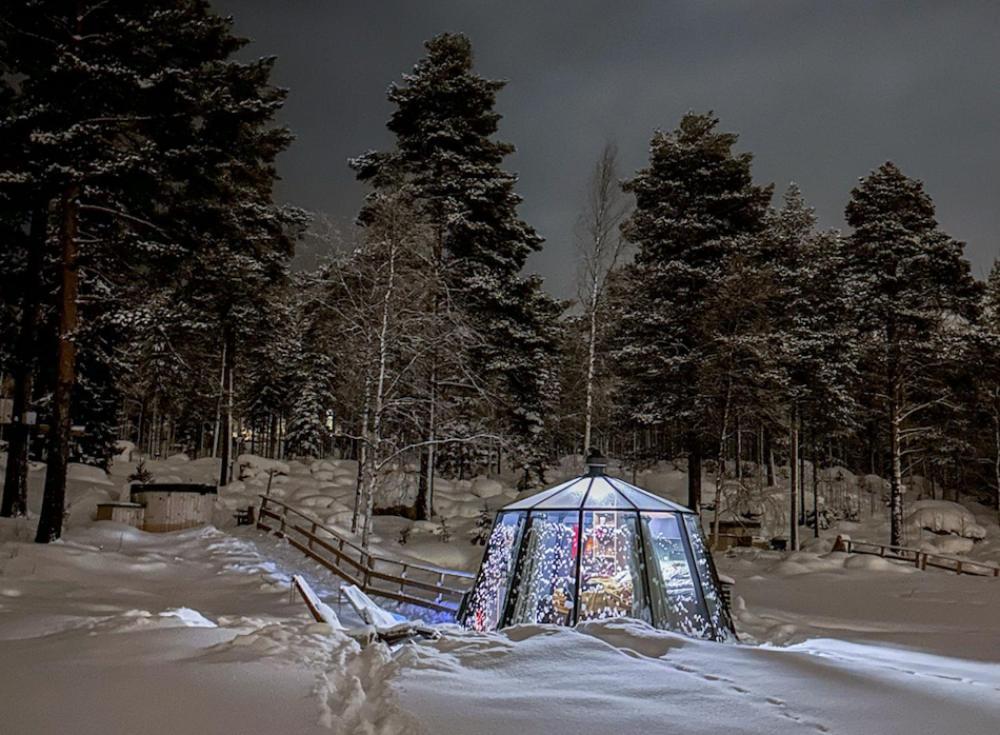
[845,162,978,546]
[614,112,772,511]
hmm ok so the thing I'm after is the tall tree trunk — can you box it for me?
[887,321,903,547]
[416,222,443,522]
[711,383,732,548]
[889,395,903,546]
[35,186,79,543]
[799,423,807,526]
[687,430,702,512]
[812,435,820,538]
[763,425,775,487]
[211,342,225,458]
[415,358,436,521]
[218,326,235,486]
[269,413,278,459]
[2,204,47,518]
[757,424,765,492]
[993,400,1000,524]
[352,373,371,534]
[583,279,600,453]
[788,405,799,552]
[361,236,398,548]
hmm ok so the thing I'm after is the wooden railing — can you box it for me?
[256,495,476,614]
[836,537,1000,578]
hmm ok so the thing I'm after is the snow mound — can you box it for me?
[67,463,113,487]
[906,500,986,540]
[920,536,975,555]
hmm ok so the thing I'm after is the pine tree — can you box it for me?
[974,261,1000,519]
[351,33,561,504]
[0,1,302,540]
[762,185,859,547]
[0,43,48,519]
[845,162,979,546]
[614,112,772,511]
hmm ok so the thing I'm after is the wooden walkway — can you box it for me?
[256,495,475,614]
[836,536,1000,577]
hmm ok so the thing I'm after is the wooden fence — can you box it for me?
[256,495,476,614]
[836,537,1000,578]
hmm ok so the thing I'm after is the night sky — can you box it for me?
[211,0,1000,298]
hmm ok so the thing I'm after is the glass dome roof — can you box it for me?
[502,474,695,513]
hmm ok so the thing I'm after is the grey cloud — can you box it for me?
[212,0,1000,294]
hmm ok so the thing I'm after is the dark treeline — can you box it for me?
[2,6,999,549]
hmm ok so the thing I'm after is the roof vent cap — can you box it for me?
[585,449,608,476]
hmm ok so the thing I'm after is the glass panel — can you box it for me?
[608,478,689,512]
[534,478,592,509]
[503,478,583,510]
[507,511,580,626]
[578,511,651,623]
[581,478,634,508]
[640,512,712,638]
[462,512,526,632]
[683,514,735,641]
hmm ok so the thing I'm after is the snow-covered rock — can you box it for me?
[114,440,136,463]
[921,535,976,555]
[906,500,986,540]
[238,454,290,477]
[469,477,504,499]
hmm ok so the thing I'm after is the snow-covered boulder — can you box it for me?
[114,441,136,463]
[237,454,289,478]
[920,535,975,556]
[217,480,246,497]
[470,477,504,499]
[859,474,891,495]
[906,500,986,541]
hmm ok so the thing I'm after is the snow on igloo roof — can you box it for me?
[502,474,694,513]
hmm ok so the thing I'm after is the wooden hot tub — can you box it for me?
[129,483,217,532]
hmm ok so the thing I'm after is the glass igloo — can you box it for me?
[459,456,734,642]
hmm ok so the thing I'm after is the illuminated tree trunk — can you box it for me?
[35,186,79,543]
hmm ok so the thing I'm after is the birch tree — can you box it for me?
[575,143,630,455]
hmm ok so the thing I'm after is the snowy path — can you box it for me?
[1,520,998,735]
[0,521,354,735]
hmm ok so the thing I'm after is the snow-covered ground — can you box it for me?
[0,451,998,734]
